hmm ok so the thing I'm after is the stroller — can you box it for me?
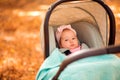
[37,0,120,80]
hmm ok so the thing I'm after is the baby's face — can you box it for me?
[60,29,79,50]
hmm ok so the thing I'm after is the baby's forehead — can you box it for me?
[61,31,77,38]
[63,28,71,31]
[63,29,74,33]
[62,29,76,34]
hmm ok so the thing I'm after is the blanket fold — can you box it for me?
[36,48,120,80]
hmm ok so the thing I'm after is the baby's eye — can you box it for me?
[72,38,76,40]
[65,39,68,41]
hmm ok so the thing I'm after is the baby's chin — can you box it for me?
[70,45,79,49]
[69,47,77,50]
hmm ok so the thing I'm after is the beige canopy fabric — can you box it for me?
[48,1,109,44]
[40,0,110,54]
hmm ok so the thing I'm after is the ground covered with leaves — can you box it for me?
[0,0,49,80]
[0,0,120,80]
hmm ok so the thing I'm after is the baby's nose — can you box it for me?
[70,40,73,43]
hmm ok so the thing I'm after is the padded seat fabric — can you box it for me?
[72,22,104,48]
[49,21,104,54]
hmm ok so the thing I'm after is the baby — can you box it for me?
[55,24,82,55]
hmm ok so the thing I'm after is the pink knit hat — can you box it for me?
[55,24,77,44]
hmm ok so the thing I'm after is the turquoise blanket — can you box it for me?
[36,48,120,80]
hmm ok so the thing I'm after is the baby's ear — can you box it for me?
[59,42,62,48]
[59,45,62,48]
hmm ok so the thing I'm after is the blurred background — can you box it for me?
[0,0,119,80]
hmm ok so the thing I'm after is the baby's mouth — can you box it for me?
[70,44,75,47]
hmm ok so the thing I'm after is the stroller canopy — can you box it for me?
[40,0,116,58]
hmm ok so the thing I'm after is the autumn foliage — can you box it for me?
[0,0,47,80]
[0,0,120,80]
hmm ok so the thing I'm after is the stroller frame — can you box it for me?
[43,0,116,58]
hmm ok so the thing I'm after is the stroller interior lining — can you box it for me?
[49,21,105,54]
[49,1,108,47]
[40,0,115,58]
